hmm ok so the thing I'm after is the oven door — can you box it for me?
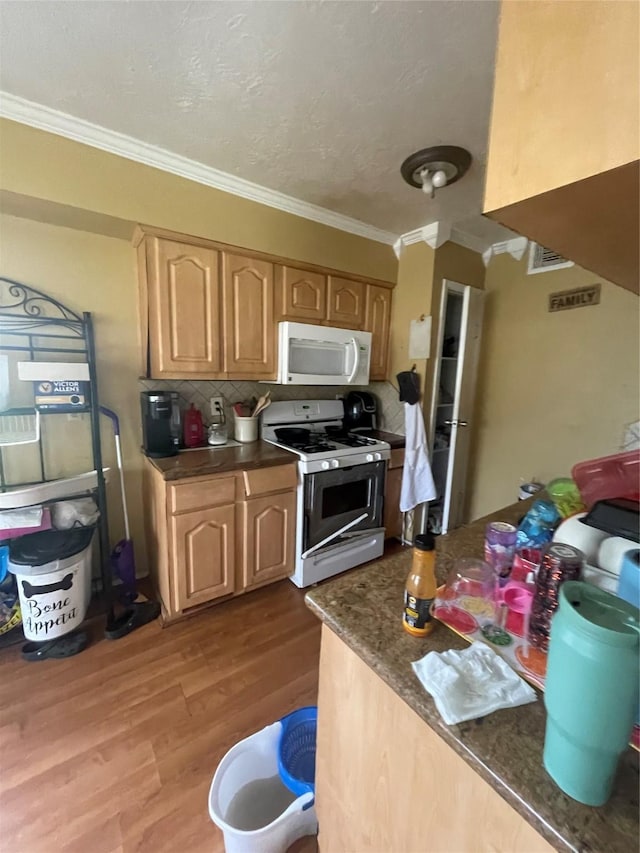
[304,461,385,551]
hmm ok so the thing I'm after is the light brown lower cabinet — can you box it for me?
[240,491,297,591]
[143,460,298,623]
[171,504,235,611]
[383,447,405,540]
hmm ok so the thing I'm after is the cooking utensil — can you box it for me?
[252,391,271,418]
[274,427,311,445]
[234,402,250,417]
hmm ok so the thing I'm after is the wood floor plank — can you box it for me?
[0,579,321,853]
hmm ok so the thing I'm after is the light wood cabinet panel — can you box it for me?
[242,464,297,499]
[383,464,403,540]
[169,475,236,514]
[326,277,365,330]
[222,253,275,377]
[484,2,639,293]
[171,504,235,611]
[275,265,327,323]
[147,237,223,377]
[240,491,296,591]
[364,284,391,380]
[317,626,555,853]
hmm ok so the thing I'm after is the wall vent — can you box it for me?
[527,242,574,275]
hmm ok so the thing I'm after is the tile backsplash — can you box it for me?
[139,379,405,435]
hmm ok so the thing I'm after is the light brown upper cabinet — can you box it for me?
[484,1,639,293]
[275,265,327,323]
[327,277,365,330]
[143,236,222,377]
[364,285,392,381]
[135,225,394,381]
[222,253,276,378]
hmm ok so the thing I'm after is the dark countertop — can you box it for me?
[369,429,405,449]
[305,502,639,853]
[145,440,298,480]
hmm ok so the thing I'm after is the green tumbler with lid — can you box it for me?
[543,581,639,806]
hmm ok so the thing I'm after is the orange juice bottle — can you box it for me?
[403,533,437,637]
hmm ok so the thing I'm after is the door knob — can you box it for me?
[458,420,468,427]
[443,419,468,427]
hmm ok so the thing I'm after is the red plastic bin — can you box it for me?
[572,450,640,509]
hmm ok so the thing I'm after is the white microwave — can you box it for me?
[275,322,372,385]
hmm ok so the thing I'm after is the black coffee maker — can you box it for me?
[140,391,178,457]
[343,391,378,434]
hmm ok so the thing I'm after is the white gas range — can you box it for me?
[261,400,391,588]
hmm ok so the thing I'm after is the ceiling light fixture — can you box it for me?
[401,145,472,199]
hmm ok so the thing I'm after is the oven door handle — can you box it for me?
[347,337,360,384]
[301,512,368,560]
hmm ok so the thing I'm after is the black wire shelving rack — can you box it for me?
[0,277,113,631]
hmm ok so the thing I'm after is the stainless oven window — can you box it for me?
[304,461,385,550]
[321,479,368,518]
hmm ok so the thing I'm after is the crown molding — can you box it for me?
[481,236,529,266]
[0,92,398,247]
[394,219,530,267]
[393,221,452,257]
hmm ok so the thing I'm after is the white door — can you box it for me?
[428,281,484,534]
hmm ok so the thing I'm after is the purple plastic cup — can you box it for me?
[484,521,518,581]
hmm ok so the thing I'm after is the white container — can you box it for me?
[234,416,258,444]
[209,721,317,853]
[9,540,92,641]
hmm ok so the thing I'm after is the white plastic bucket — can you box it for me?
[209,721,317,853]
[9,541,92,641]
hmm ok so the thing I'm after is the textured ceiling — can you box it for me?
[0,0,502,237]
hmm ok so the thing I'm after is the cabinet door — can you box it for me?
[326,277,365,330]
[148,237,222,377]
[383,465,403,540]
[240,491,296,591]
[275,265,327,323]
[364,285,392,381]
[171,504,235,611]
[222,253,275,377]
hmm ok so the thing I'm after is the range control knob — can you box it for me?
[366,453,374,462]
[374,452,382,461]
[330,459,340,469]
[321,461,330,470]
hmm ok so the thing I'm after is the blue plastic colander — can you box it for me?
[277,706,317,804]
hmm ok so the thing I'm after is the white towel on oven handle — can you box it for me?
[400,402,436,513]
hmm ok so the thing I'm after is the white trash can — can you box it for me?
[209,721,317,853]
[9,528,93,641]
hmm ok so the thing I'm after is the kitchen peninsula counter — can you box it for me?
[145,440,297,480]
[305,502,639,853]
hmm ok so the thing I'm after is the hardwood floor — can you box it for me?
[0,580,321,853]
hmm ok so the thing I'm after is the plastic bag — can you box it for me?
[51,498,99,530]
[412,643,537,725]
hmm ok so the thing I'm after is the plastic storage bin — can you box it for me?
[209,720,317,853]
[8,528,93,641]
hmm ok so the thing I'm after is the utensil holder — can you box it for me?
[234,416,258,443]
